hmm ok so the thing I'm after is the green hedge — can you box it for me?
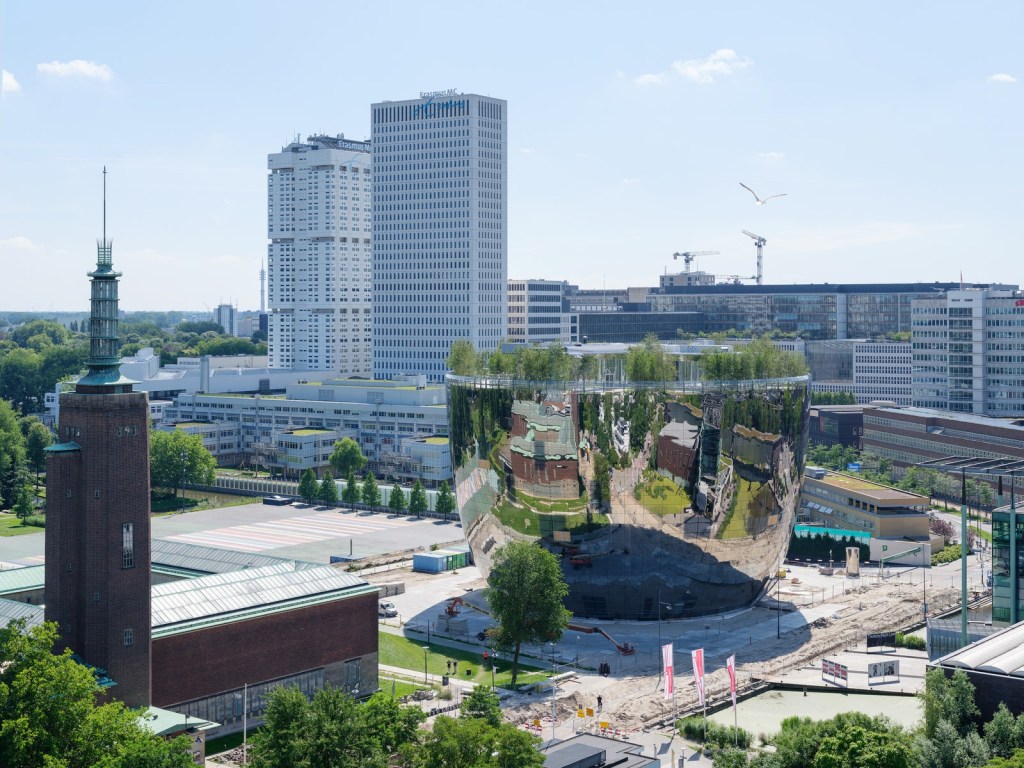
[896,632,926,651]
[932,544,964,566]
[678,716,751,749]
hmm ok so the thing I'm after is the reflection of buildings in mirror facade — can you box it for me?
[448,375,810,619]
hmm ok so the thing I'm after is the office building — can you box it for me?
[507,279,577,344]
[810,340,913,406]
[862,405,1024,477]
[267,134,372,375]
[912,288,1024,416]
[568,282,1013,343]
[164,375,451,485]
[371,92,507,382]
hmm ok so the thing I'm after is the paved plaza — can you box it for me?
[0,500,465,569]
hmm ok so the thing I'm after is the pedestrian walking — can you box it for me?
[597,695,603,711]
[447,659,452,673]
[453,659,458,674]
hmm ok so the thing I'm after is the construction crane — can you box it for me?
[742,230,766,285]
[717,275,756,285]
[672,250,719,274]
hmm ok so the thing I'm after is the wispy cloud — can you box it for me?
[2,69,20,94]
[988,73,1017,84]
[634,72,669,86]
[520,147,536,155]
[37,59,113,81]
[759,151,785,160]
[622,178,640,185]
[634,49,751,86]
[0,236,39,250]
[673,49,750,83]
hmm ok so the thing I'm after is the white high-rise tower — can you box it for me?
[267,134,372,373]
[371,92,507,382]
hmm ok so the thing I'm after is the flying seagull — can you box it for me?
[740,182,787,205]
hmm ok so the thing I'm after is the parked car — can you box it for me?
[378,600,398,618]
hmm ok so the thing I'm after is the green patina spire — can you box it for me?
[77,167,136,392]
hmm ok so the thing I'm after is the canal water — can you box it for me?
[708,689,920,737]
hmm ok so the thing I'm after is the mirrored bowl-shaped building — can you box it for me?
[447,375,810,620]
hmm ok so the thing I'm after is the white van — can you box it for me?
[378,600,398,618]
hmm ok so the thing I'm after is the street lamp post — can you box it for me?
[777,570,782,639]
[180,448,187,514]
[423,646,429,684]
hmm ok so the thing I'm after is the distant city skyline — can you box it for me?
[1,2,1022,311]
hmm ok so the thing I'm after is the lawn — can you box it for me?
[718,477,775,540]
[151,491,255,515]
[514,490,588,514]
[494,500,609,537]
[378,631,550,689]
[0,513,43,537]
[635,474,691,516]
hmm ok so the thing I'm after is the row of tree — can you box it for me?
[0,316,267,412]
[296,468,453,517]
[249,683,543,768]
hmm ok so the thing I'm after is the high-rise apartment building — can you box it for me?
[912,289,1024,416]
[371,92,507,382]
[267,134,372,374]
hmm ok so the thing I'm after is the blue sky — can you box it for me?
[1,2,1021,312]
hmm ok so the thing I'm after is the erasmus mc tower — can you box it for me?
[448,373,810,619]
[371,92,507,383]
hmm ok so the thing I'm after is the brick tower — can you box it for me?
[44,169,152,707]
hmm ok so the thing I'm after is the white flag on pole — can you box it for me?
[692,648,705,707]
[662,643,674,700]
[727,654,737,709]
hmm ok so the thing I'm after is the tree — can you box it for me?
[0,398,28,510]
[986,704,1020,760]
[388,484,407,513]
[921,667,981,739]
[625,334,676,382]
[249,685,311,768]
[436,480,455,521]
[330,437,367,477]
[487,541,572,685]
[460,685,502,728]
[149,430,217,499]
[446,340,481,376]
[361,692,425,759]
[318,470,339,505]
[22,419,52,486]
[362,472,381,507]
[342,469,360,505]
[0,620,193,768]
[409,480,428,517]
[13,485,33,524]
[299,469,319,505]
[492,724,544,768]
[416,715,493,768]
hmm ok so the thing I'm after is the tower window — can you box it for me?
[122,523,134,569]
[123,628,133,647]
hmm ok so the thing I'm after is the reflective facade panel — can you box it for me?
[448,376,810,619]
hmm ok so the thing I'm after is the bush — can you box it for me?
[932,544,964,566]
[679,717,751,749]
[896,632,926,651]
[23,515,45,528]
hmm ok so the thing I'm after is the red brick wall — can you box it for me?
[152,591,377,707]
[46,391,152,708]
[657,434,696,481]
